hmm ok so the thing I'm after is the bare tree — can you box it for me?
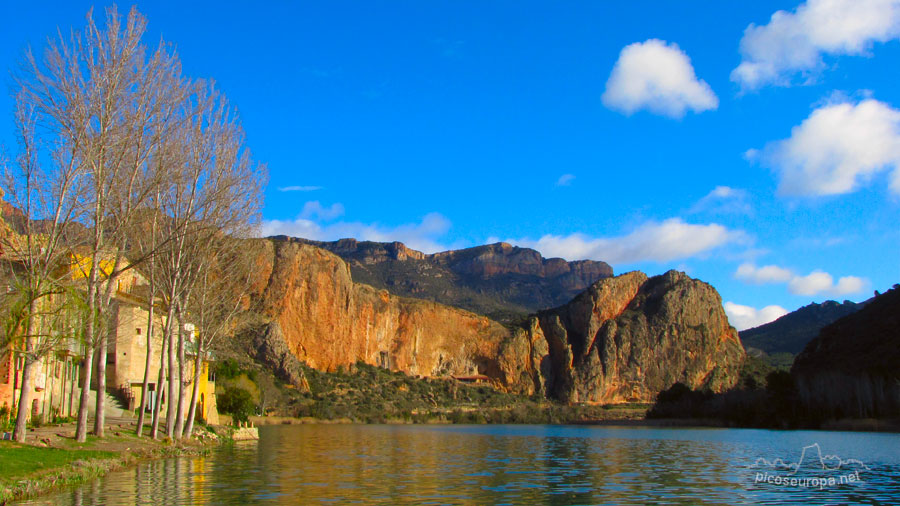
[0,88,87,443]
[153,82,266,439]
[8,6,264,443]
[131,191,161,437]
[183,235,260,437]
[13,6,189,441]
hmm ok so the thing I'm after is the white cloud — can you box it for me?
[299,201,345,221]
[278,185,322,192]
[602,39,718,118]
[689,185,752,215]
[732,0,900,89]
[787,270,835,295]
[506,218,743,263]
[758,99,900,196]
[735,263,868,296]
[735,262,794,284]
[556,174,575,186]
[724,302,789,331]
[261,211,453,254]
[834,276,866,295]
[788,271,867,296]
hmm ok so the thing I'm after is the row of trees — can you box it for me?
[0,6,265,443]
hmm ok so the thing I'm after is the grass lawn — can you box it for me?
[0,441,117,484]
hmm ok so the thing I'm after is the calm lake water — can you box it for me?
[16,424,900,505]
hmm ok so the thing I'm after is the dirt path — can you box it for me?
[18,417,199,452]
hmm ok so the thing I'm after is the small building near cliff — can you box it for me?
[0,253,218,426]
[451,374,491,384]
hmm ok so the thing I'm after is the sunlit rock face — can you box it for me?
[291,238,614,323]
[248,239,511,378]
[247,238,744,404]
[502,270,746,403]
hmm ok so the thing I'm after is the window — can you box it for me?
[136,327,141,335]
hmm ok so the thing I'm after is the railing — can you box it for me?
[109,383,136,411]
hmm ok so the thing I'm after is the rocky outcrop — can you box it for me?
[247,238,744,404]
[500,271,746,403]
[792,284,900,418]
[292,238,613,322]
[248,239,512,380]
[251,321,311,392]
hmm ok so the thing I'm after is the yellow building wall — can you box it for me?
[126,359,217,425]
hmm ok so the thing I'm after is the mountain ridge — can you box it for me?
[739,299,867,355]
[283,236,613,322]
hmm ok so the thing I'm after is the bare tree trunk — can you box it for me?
[74,345,95,443]
[58,360,67,419]
[93,324,108,437]
[135,278,156,437]
[12,351,20,416]
[13,307,37,442]
[44,358,53,422]
[175,307,187,438]
[150,327,168,439]
[165,305,177,439]
[94,255,124,438]
[68,359,76,417]
[12,356,35,442]
[75,270,100,442]
[183,340,203,438]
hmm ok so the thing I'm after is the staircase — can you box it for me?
[82,389,134,418]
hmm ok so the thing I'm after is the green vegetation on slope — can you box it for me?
[214,356,646,424]
[792,284,900,419]
[295,362,527,423]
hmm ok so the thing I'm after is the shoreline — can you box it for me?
[248,414,900,433]
[580,417,900,433]
[0,420,230,505]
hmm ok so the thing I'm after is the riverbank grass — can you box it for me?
[0,441,119,503]
[0,427,217,504]
[0,442,116,482]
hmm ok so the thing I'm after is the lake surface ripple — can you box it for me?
[16,424,900,505]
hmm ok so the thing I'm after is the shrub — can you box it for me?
[217,386,255,424]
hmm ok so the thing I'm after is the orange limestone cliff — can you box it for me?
[247,238,745,404]
[249,238,512,378]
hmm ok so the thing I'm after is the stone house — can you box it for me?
[1,255,218,425]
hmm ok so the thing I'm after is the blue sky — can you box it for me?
[2,1,899,329]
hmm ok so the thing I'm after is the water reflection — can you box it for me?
[16,424,900,505]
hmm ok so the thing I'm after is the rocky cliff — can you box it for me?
[292,238,613,322]
[247,238,512,379]
[499,271,746,403]
[247,239,745,404]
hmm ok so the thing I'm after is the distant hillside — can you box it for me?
[282,237,613,322]
[739,300,865,355]
[792,284,900,419]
